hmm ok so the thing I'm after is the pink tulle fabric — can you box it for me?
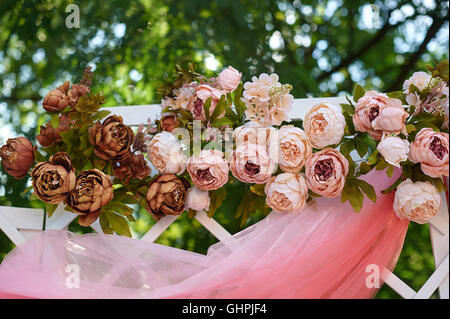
[0,170,409,299]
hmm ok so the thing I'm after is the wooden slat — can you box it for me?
[429,191,450,298]
[0,207,27,245]
[141,215,179,242]
[195,211,239,249]
[383,270,417,299]
[45,204,77,230]
[414,255,449,299]
[104,97,348,126]
[0,206,44,230]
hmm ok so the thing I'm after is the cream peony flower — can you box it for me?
[353,91,408,140]
[393,179,441,224]
[148,132,187,175]
[185,186,210,211]
[305,148,349,198]
[409,128,449,178]
[230,143,277,184]
[187,150,229,190]
[217,66,242,92]
[376,135,410,167]
[265,173,308,213]
[304,102,346,148]
[278,125,312,173]
[233,121,277,149]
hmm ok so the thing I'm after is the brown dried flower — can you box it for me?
[89,115,134,161]
[113,153,151,182]
[31,152,76,204]
[67,169,113,226]
[146,174,190,220]
[36,114,71,147]
[0,137,35,179]
[160,113,179,133]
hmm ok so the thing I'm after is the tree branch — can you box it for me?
[387,14,448,91]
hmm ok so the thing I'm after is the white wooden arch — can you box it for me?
[0,97,448,299]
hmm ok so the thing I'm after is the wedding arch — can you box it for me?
[0,97,448,299]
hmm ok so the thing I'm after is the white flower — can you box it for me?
[376,135,410,167]
[393,179,441,224]
[148,132,187,175]
[403,72,432,107]
[242,73,293,126]
[303,102,346,148]
[185,186,210,211]
[403,72,432,93]
[161,97,175,109]
[233,121,277,148]
[173,86,195,110]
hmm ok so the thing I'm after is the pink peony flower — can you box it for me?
[265,173,308,213]
[187,150,229,190]
[230,143,276,184]
[409,128,449,178]
[187,85,225,121]
[353,91,408,140]
[217,66,242,92]
[305,148,349,198]
[393,179,441,224]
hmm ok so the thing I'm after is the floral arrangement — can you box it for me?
[0,61,448,237]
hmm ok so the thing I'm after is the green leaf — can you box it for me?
[349,185,364,212]
[210,117,234,127]
[90,110,111,122]
[406,124,416,134]
[34,150,47,162]
[339,139,355,158]
[386,165,394,177]
[358,162,372,175]
[356,179,377,202]
[203,97,212,121]
[99,212,114,234]
[206,187,227,218]
[375,155,389,171]
[340,103,355,115]
[210,95,226,121]
[105,211,132,237]
[353,84,365,102]
[21,186,33,195]
[50,114,60,129]
[355,135,369,158]
[381,176,404,194]
[45,203,58,218]
[367,149,379,165]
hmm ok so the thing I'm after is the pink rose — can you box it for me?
[409,128,449,178]
[230,143,276,184]
[187,150,229,190]
[185,186,210,211]
[265,173,308,213]
[353,91,408,140]
[187,85,224,121]
[217,66,242,92]
[305,148,349,198]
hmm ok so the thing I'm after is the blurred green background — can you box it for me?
[0,0,448,298]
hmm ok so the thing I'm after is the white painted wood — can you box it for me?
[414,255,449,299]
[383,270,417,299]
[429,190,450,298]
[195,211,239,249]
[103,97,348,126]
[141,215,179,242]
[0,99,448,299]
[0,207,27,245]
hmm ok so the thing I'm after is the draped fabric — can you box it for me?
[0,170,409,299]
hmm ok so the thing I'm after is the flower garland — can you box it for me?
[0,61,448,236]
